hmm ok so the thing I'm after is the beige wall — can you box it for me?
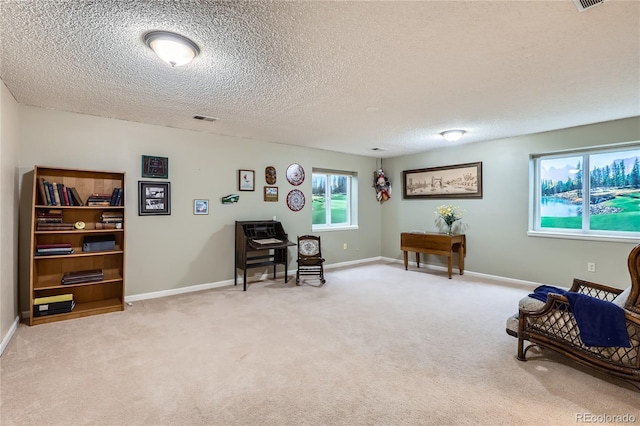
[1,80,20,341]
[382,117,640,289]
[17,106,381,311]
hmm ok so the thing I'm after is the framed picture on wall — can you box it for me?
[194,199,209,215]
[264,186,278,202]
[138,181,171,215]
[141,155,169,179]
[238,169,255,191]
[402,162,483,199]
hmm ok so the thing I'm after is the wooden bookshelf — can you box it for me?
[29,166,126,326]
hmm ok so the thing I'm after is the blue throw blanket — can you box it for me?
[565,292,630,348]
[528,285,630,348]
[528,285,567,302]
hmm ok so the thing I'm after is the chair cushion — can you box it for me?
[612,286,631,309]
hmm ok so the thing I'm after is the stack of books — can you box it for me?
[95,211,124,229]
[35,243,73,256]
[86,193,112,206]
[36,209,75,230]
[61,269,104,285]
[33,293,75,317]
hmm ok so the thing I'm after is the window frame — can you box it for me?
[529,142,640,243]
[311,169,358,231]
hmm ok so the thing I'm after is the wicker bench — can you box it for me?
[506,244,640,389]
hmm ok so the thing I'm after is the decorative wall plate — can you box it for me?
[265,166,277,184]
[286,189,305,211]
[286,163,305,186]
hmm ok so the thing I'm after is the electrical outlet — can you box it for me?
[343,243,348,250]
[587,262,596,272]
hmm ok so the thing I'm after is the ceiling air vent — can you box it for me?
[572,0,605,12]
[193,115,218,122]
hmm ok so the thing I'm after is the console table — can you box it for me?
[400,232,466,279]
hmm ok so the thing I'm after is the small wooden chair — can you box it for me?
[296,235,326,285]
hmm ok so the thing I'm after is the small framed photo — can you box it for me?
[141,155,169,179]
[264,186,278,202]
[238,169,255,191]
[138,181,171,215]
[194,199,209,215]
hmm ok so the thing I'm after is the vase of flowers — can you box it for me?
[435,205,464,235]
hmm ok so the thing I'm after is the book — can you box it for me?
[45,181,54,206]
[110,188,119,206]
[36,248,74,254]
[34,293,73,304]
[69,187,84,206]
[61,185,70,206]
[59,183,69,206]
[95,222,119,230]
[36,243,72,249]
[114,187,123,206]
[35,299,74,312]
[37,177,47,205]
[52,183,61,206]
[62,269,104,284]
[33,301,75,317]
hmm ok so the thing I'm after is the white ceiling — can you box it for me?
[1,1,638,158]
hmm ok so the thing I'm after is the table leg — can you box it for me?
[458,245,464,275]
[415,252,420,268]
[403,251,408,270]
[447,254,453,279]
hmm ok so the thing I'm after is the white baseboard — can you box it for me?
[0,316,20,356]
[125,257,383,303]
[380,256,540,290]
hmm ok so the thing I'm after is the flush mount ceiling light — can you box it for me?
[144,31,200,67]
[440,130,466,142]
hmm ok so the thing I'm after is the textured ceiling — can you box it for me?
[0,1,638,158]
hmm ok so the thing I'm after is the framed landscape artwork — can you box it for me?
[403,162,483,199]
[138,181,171,215]
[141,155,169,179]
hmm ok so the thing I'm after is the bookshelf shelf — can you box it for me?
[28,165,126,325]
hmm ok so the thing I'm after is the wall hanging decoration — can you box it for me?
[238,169,255,191]
[286,189,305,211]
[221,194,239,204]
[373,167,392,203]
[138,181,171,215]
[194,199,209,215]
[141,155,169,179]
[286,163,305,186]
[264,186,278,202]
[265,166,277,184]
[403,162,482,199]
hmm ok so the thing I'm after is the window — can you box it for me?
[530,144,640,240]
[312,170,357,230]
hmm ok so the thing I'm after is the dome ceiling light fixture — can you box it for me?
[440,129,466,142]
[144,30,200,67]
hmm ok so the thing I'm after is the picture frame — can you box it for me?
[264,186,278,202]
[194,199,209,215]
[238,169,255,191]
[403,162,483,199]
[141,155,169,179]
[138,181,171,215]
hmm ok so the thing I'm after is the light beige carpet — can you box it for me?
[1,262,637,425]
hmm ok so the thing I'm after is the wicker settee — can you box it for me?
[506,244,640,388]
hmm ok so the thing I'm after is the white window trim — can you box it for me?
[311,169,358,232]
[529,142,640,242]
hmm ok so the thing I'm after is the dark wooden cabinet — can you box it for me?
[234,220,295,291]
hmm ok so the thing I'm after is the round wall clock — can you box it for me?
[286,189,305,211]
[286,163,305,186]
[265,166,277,184]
